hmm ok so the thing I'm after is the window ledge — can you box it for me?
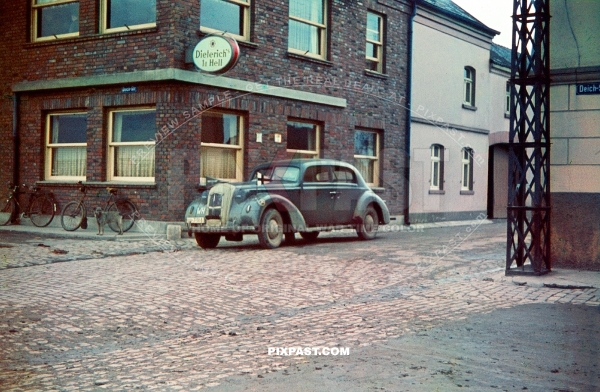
[462,104,477,111]
[429,189,445,195]
[364,70,388,79]
[37,181,157,189]
[287,52,333,67]
[25,27,159,48]
[370,187,385,193]
[504,113,510,119]
[460,190,475,195]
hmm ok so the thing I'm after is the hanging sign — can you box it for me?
[192,36,240,74]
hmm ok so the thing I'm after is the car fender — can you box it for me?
[255,193,307,232]
[353,192,391,224]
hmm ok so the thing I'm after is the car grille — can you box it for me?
[207,193,222,218]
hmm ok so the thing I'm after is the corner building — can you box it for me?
[0,0,411,223]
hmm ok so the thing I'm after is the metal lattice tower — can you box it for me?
[506,0,551,275]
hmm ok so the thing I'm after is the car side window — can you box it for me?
[303,165,331,182]
[332,167,357,184]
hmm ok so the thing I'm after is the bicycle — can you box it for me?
[60,181,139,232]
[0,183,57,227]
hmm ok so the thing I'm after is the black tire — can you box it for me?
[61,201,84,231]
[0,198,16,226]
[258,208,284,249]
[29,195,55,227]
[195,233,220,249]
[300,231,320,241]
[356,205,379,240]
[108,199,137,232]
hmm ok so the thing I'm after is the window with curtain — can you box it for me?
[464,66,476,106]
[108,108,156,181]
[286,121,320,159]
[366,12,384,73]
[430,144,444,191]
[102,0,156,33]
[461,148,474,192]
[200,0,250,41]
[46,112,87,180]
[32,0,79,41]
[288,0,327,59]
[354,129,380,186]
[201,111,244,181]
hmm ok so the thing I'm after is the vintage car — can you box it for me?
[185,159,390,249]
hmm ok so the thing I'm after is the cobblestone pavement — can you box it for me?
[0,222,598,390]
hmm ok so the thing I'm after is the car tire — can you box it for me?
[258,208,283,249]
[356,205,379,240]
[195,233,220,249]
[300,231,319,241]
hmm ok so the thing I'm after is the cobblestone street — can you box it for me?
[0,221,599,391]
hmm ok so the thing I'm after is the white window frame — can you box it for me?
[430,144,444,191]
[32,0,80,42]
[461,148,474,191]
[286,120,320,159]
[354,129,380,186]
[366,11,384,73]
[107,107,156,183]
[200,0,251,42]
[464,67,476,106]
[45,112,87,181]
[505,82,511,116]
[101,0,157,34]
[288,0,327,59]
[200,111,244,182]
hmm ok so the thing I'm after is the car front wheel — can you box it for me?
[356,205,379,240]
[195,233,220,249]
[258,208,283,249]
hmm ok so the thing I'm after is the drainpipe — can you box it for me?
[403,0,418,226]
[12,93,20,187]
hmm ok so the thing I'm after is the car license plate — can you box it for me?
[187,217,206,224]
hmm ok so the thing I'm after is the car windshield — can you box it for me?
[252,165,300,183]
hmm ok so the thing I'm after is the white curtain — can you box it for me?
[115,146,155,177]
[201,147,237,179]
[52,147,86,177]
[354,158,373,183]
[289,0,322,54]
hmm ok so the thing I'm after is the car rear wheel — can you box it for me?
[356,205,379,240]
[258,208,283,249]
[300,231,319,241]
[195,233,220,249]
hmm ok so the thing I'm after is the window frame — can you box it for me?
[505,82,511,116]
[430,144,444,191]
[461,148,474,192]
[200,0,251,42]
[200,110,245,182]
[45,111,87,181]
[365,11,385,73]
[463,66,476,107]
[100,0,157,34]
[288,0,328,60]
[32,0,80,42]
[353,129,381,186]
[107,107,156,183]
[286,120,321,159]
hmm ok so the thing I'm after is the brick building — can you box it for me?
[0,0,412,225]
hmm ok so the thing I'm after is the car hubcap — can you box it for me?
[268,219,281,240]
[364,214,375,232]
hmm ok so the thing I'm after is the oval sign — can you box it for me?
[193,36,240,74]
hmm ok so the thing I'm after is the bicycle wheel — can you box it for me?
[61,201,84,231]
[0,198,16,226]
[108,199,138,232]
[29,195,56,227]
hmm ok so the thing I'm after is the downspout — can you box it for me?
[403,0,418,226]
[12,93,20,187]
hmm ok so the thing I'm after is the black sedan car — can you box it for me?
[185,159,390,249]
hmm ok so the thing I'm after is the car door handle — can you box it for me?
[329,191,340,195]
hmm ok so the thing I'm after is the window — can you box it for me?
[200,0,251,41]
[430,144,444,191]
[102,0,156,33]
[32,0,79,41]
[505,82,511,116]
[288,0,327,59]
[201,111,244,181]
[366,12,384,73]
[108,108,156,182]
[286,121,320,159]
[354,130,380,186]
[45,112,87,180]
[464,67,476,106]
[461,148,474,192]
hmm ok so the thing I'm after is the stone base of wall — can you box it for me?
[551,193,600,270]
[408,210,487,224]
